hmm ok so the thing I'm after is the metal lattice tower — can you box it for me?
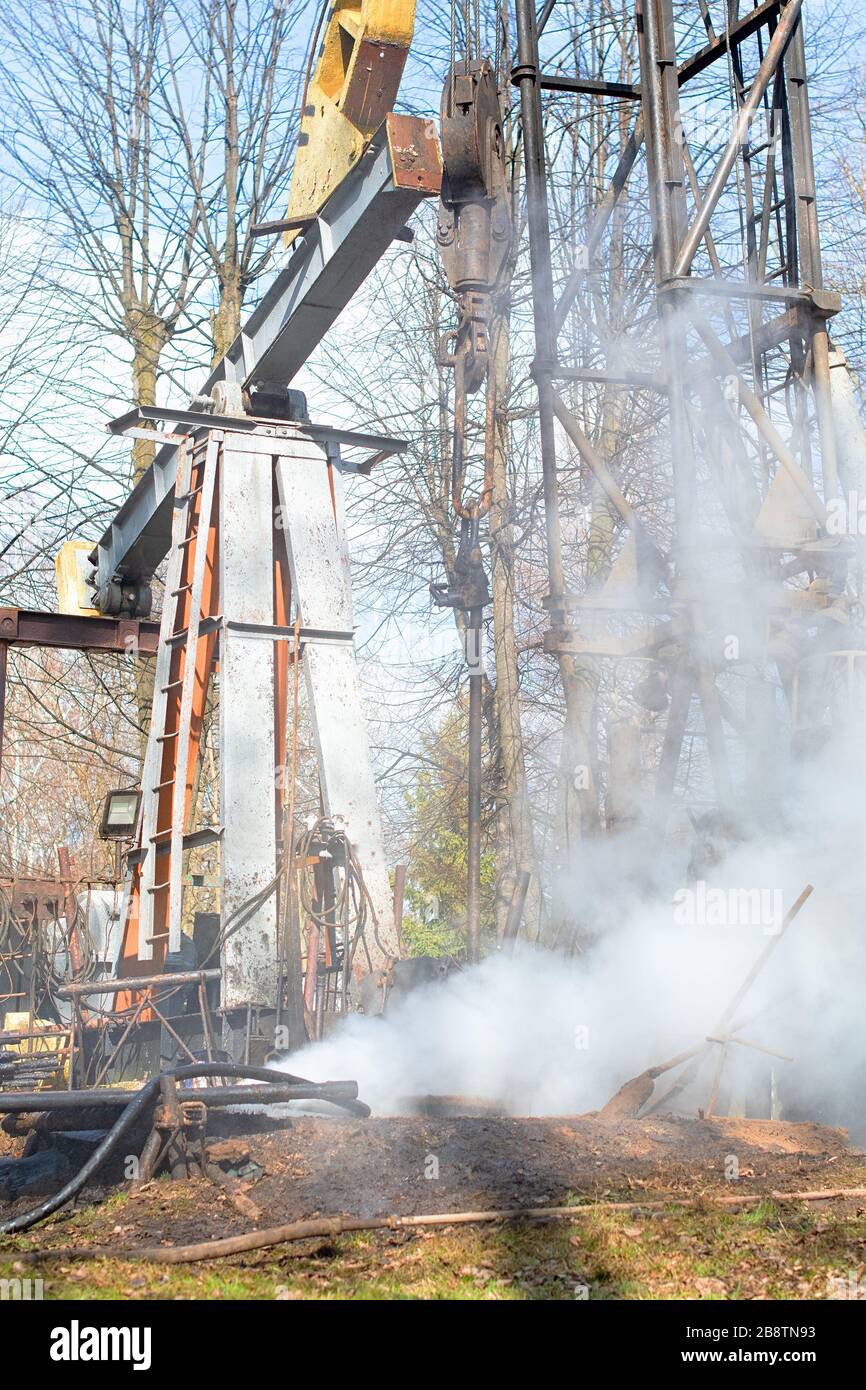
[512,0,864,835]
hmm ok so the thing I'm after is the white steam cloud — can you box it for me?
[279,736,866,1132]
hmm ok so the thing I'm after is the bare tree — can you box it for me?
[161,0,310,362]
[0,0,312,480]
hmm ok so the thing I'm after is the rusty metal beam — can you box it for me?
[0,608,159,654]
[677,0,783,87]
[536,74,640,100]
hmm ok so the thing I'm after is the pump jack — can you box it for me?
[83,1,439,1052]
[4,0,861,1076]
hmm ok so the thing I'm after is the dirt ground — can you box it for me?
[227,1112,857,1225]
[2,1111,864,1299]
[1,1110,860,1242]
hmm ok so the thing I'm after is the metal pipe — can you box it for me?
[638,0,679,280]
[765,13,840,499]
[56,845,83,978]
[690,311,825,522]
[512,0,567,609]
[0,1062,368,1235]
[535,0,557,37]
[0,1079,360,1114]
[175,1080,360,1109]
[639,0,697,558]
[0,1051,61,1064]
[467,608,483,964]
[672,0,805,280]
[553,114,644,334]
[811,319,841,500]
[56,968,221,998]
[0,1063,348,1109]
[0,1029,70,1044]
[392,864,407,954]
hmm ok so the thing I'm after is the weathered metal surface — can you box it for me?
[219,439,279,1010]
[57,969,220,998]
[386,111,443,193]
[437,59,510,408]
[671,0,805,280]
[94,116,439,594]
[435,57,512,960]
[162,437,221,955]
[274,436,398,966]
[0,1078,359,1113]
[515,0,844,831]
[676,0,782,86]
[107,405,407,473]
[0,608,159,653]
[283,1,417,238]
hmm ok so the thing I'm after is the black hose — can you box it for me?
[0,1080,362,1113]
[0,1062,369,1236]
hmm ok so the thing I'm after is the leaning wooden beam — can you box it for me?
[716,884,814,1035]
[648,884,814,1116]
[598,1045,705,1121]
[706,1034,794,1063]
[705,1043,727,1118]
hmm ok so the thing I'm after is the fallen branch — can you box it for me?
[17,1186,866,1265]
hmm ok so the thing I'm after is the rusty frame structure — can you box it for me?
[513,0,861,826]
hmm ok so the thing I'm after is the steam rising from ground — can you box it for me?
[279,739,866,1131]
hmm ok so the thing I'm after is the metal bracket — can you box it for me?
[107,405,407,476]
[223,621,355,646]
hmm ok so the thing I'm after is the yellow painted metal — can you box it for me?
[284,0,416,242]
[55,540,101,617]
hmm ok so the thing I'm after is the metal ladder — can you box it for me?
[137,434,221,959]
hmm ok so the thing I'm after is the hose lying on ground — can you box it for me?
[15,1186,866,1265]
[0,1062,369,1236]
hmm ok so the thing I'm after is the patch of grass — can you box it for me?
[739,1199,781,1226]
[3,1190,865,1300]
